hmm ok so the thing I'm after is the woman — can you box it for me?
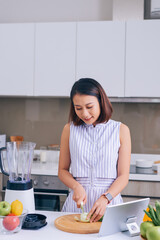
[58,78,131,222]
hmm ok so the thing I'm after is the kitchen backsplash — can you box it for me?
[0,97,160,154]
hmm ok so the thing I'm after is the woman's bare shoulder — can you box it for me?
[120,123,131,142]
[120,123,130,133]
[62,123,70,137]
[63,123,70,130]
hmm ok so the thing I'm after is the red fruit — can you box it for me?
[3,215,20,231]
[7,213,16,216]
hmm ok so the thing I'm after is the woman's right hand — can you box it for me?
[72,183,87,208]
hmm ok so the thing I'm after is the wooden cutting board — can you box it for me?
[54,214,101,234]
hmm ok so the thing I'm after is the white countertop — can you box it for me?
[129,153,160,181]
[0,211,142,240]
[31,151,160,182]
[31,150,59,176]
[31,160,58,176]
[1,151,160,182]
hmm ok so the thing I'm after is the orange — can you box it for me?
[143,207,152,222]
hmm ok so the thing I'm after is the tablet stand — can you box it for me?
[126,216,140,237]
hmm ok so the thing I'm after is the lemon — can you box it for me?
[11,200,23,216]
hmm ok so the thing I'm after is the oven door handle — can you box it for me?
[0,190,68,196]
[34,192,68,196]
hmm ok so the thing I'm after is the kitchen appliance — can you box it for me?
[0,141,36,212]
[1,172,69,212]
[98,198,150,237]
[32,174,68,211]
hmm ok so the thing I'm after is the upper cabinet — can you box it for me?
[0,24,34,96]
[125,20,160,97]
[34,22,76,97]
[1,20,160,98]
[76,21,125,97]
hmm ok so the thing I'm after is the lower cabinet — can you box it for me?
[121,180,160,206]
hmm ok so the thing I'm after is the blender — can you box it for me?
[0,141,36,212]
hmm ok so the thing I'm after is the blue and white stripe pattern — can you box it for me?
[62,119,123,213]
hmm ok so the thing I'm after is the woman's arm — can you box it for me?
[88,123,131,222]
[58,123,87,207]
[105,123,131,197]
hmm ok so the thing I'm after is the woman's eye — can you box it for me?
[76,108,82,111]
[87,106,93,109]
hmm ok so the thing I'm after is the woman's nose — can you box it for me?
[82,109,89,118]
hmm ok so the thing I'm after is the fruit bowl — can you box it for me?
[0,209,28,234]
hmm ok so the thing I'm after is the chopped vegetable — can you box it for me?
[74,201,104,223]
[74,213,103,223]
[74,216,80,221]
[80,212,90,222]
[74,213,89,223]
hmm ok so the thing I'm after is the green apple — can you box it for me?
[146,226,160,240]
[140,221,154,239]
[0,201,11,216]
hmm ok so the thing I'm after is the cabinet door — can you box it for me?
[125,20,160,97]
[76,21,125,97]
[0,24,34,96]
[35,23,76,97]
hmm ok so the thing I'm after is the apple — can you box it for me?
[140,221,155,238]
[0,201,11,216]
[3,215,20,231]
[8,213,16,216]
[146,226,160,240]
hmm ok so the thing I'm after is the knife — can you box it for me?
[80,201,84,213]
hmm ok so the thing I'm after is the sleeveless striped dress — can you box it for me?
[62,119,123,213]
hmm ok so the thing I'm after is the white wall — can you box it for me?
[0,0,113,23]
[113,0,144,20]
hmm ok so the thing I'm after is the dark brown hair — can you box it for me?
[69,78,113,125]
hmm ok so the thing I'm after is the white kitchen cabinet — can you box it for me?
[34,22,76,97]
[125,20,160,97]
[76,21,125,97]
[0,24,34,96]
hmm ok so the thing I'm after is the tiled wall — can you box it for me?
[0,97,160,154]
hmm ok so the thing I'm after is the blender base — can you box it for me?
[5,188,35,213]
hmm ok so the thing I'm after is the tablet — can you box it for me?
[98,198,150,237]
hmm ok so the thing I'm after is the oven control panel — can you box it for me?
[31,174,68,191]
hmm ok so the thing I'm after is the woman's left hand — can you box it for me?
[87,195,109,222]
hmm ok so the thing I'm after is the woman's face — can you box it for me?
[73,94,101,125]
